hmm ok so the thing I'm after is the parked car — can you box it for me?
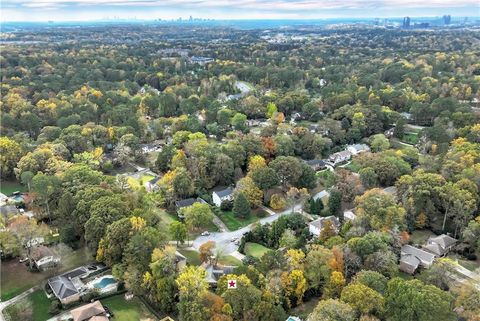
[201,231,210,236]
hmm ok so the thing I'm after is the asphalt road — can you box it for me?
[192,204,303,254]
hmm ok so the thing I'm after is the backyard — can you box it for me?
[244,242,271,259]
[0,180,27,196]
[127,174,155,190]
[3,289,52,321]
[1,246,93,301]
[102,295,158,321]
[409,229,436,246]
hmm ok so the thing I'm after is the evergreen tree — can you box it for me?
[233,192,251,218]
[309,197,324,215]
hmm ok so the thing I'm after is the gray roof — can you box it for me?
[305,159,325,166]
[213,187,234,198]
[428,234,457,249]
[401,245,435,265]
[0,205,19,218]
[309,216,340,230]
[175,198,196,208]
[48,276,79,299]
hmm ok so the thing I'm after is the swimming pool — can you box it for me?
[94,277,116,289]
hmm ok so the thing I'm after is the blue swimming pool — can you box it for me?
[94,277,116,289]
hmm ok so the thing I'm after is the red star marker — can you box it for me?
[227,279,236,289]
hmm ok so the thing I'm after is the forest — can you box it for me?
[1,24,480,321]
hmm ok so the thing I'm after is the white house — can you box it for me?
[308,216,340,237]
[346,144,370,155]
[212,187,234,207]
[328,150,352,166]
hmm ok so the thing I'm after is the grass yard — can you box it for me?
[344,160,361,173]
[178,249,202,266]
[127,174,155,190]
[447,253,479,272]
[0,180,27,196]
[409,230,435,246]
[401,132,419,145]
[4,289,52,321]
[244,242,271,259]
[102,295,158,321]
[217,210,260,230]
[218,255,243,266]
[1,247,93,301]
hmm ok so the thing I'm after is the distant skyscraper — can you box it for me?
[403,16,411,28]
[443,15,451,25]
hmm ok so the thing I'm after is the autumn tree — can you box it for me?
[176,266,209,321]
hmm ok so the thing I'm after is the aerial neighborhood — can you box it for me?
[1,14,480,321]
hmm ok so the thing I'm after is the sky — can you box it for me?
[1,0,479,22]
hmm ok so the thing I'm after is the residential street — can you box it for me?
[192,203,303,254]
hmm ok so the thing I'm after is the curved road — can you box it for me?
[192,204,303,254]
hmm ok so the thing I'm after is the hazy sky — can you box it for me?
[2,0,479,22]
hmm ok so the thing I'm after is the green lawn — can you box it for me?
[102,295,158,321]
[127,174,155,190]
[0,180,26,196]
[344,160,361,173]
[244,242,271,259]
[218,255,243,266]
[217,211,260,230]
[4,290,52,321]
[401,132,419,145]
[1,247,93,301]
[447,253,479,272]
[178,249,202,266]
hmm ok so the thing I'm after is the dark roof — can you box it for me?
[304,159,325,166]
[48,276,79,299]
[63,267,88,279]
[0,205,19,218]
[175,198,196,208]
[213,187,233,198]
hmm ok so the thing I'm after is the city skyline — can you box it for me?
[1,0,479,22]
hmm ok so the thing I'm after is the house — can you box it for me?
[71,301,109,321]
[48,267,89,304]
[140,143,161,154]
[246,119,262,127]
[308,124,319,133]
[30,245,60,271]
[304,159,326,171]
[399,245,435,274]
[308,216,340,237]
[346,144,370,155]
[144,176,160,192]
[203,263,237,285]
[422,234,457,257]
[175,198,207,216]
[48,276,81,304]
[189,56,214,65]
[212,187,234,207]
[343,209,357,221]
[328,150,351,165]
[400,112,412,120]
[0,205,20,221]
[0,193,8,205]
[287,317,302,321]
[175,251,187,271]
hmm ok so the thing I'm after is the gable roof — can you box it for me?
[428,234,457,249]
[401,245,435,265]
[347,144,370,152]
[175,198,196,208]
[30,246,54,261]
[213,187,233,198]
[71,301,106,321]
[48,276,79,300]
[304,159,325,166]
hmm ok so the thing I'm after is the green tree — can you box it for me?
[169,221,188,245]
[0,136,22,178]
[182,203,214,231]
[309,299,356,321]
[340,283,384,316]
[233,192,251,218]
[31,173,61,222]
[328,189,342,216]
[385,278,455,321]
[176,266,209,321]
[370,134,390,152]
